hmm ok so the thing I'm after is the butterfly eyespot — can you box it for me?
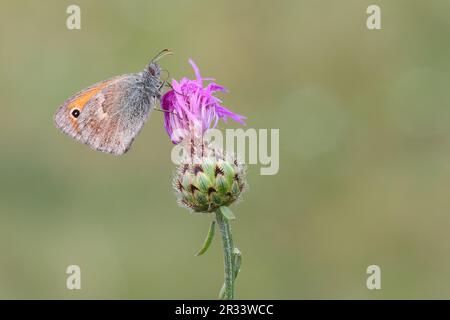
[70,108,81,119]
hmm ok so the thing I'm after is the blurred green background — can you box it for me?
[1,0,450,299]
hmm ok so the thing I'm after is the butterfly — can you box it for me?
[54,49,171,155]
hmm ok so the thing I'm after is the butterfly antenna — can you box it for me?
[161,68,170,82]
[158,69,171,91]
[151,49,173,63]
[154,108,188,124]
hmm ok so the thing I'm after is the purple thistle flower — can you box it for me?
[161,59,246,144]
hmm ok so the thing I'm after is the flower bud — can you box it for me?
[173,145,246,213]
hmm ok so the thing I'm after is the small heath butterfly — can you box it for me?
[54,49,171,155]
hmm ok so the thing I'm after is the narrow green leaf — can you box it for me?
[233,247,242,279]
[195,221,216,256]
[219,283,226,300]
[219,206,236,220]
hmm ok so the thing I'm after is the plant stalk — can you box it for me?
[215,209,235,299]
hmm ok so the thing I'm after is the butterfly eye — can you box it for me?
[70,108,81,119]
[148,62,160,77]
[148,65,156,76]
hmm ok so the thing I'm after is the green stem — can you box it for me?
[215,208,235,300]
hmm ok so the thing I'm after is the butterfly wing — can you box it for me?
[54,73,157,155]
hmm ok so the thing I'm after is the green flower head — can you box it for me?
[173,145,246,213]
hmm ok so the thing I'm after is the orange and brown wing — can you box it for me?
[54,75,126,134]
[54,73,157,155]
[54,75,133,153]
